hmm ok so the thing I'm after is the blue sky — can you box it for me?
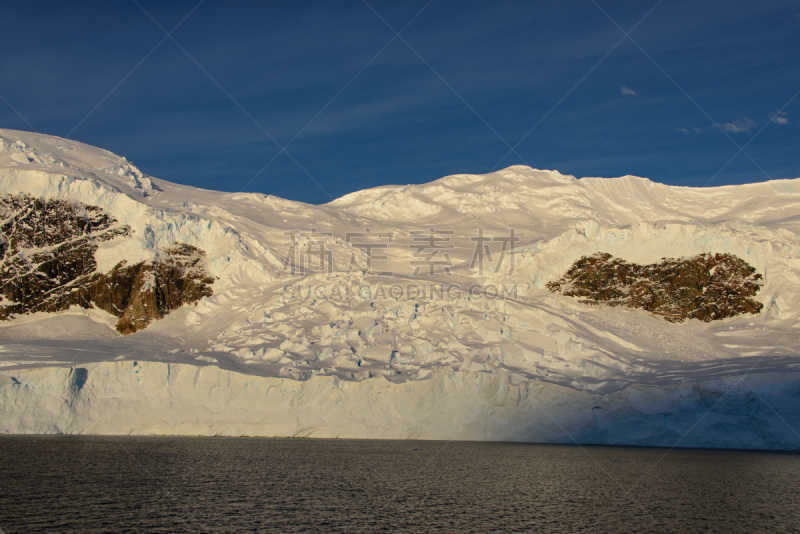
[2,1,799,204]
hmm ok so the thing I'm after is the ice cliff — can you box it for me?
[0,128,799,450]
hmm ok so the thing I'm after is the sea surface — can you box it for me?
[0,436,798,533]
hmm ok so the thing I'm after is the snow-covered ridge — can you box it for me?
[0,130,287,287]
[0,128,799,447]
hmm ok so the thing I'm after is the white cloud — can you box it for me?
[675,126,702,135]
[717,117,756,134]
[770,110,789,125]
[620,86,638,96]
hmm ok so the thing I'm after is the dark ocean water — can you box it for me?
[0,436,798,533]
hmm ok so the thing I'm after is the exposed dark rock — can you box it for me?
[546,252,763,322]
[111,244,214,335]
[0,193,213,334]
[0,194,129,319]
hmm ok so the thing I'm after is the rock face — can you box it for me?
[109,244,214,335]
[546,252,763,322]
[0,193,213,334]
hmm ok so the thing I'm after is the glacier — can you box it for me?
[1,128,799,450]
[3,361,800,450]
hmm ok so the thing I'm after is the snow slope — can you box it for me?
[1,128,799,449]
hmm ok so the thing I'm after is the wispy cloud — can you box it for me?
[675,126,702,135]
[620,85,638,96]
[716,117,756,134]
[770,110,789,125]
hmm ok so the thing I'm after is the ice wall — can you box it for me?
[2,362,799,450]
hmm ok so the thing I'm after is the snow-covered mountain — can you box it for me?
[1,128,799,449]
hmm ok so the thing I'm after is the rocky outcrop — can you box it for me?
[108,244,214,335]
[0,194,212,334]
[0,194,131,318]
[546,252,763,322]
